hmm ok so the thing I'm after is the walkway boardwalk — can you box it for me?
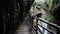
[15,17,32,34]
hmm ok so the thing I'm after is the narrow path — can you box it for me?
[15,17,32,34]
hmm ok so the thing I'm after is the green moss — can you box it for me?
[49,0,53,10]
[45,13,53,22]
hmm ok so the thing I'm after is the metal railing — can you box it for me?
[36,19,60,34]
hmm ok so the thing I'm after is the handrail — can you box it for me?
[35,19,60,34]
[38,24,54,34]
[37,27,43,34]
[37,19,60,30]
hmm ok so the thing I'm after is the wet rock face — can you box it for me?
[52,3,60,26]
[0,0,34,34]
[52,3,60,34]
